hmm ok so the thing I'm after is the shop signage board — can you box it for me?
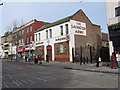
[55,35,70,43]
[70,20,86,36]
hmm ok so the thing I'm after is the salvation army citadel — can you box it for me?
[35,9,102,63]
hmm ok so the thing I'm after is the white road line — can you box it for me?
[23,74,47,82]
[20,80,27,84]
[36,77,47,82]
[3,82,10,88]
[7,74,13,78]
[12,81,20,86]
[15,80,23,86]
[27,80,35,84]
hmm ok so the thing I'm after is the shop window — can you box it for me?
[56,48,59,53]
[60,26,63,35]
[38,47,43,55]
[64,47,67,53]
[60,43,64,53]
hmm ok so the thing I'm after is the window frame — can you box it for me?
[46,30,48,39]
[39,33,41,41]
[60,26,63,35]
[30,25,33,32]
[115,6,120,17]
[49,29,52,38]
[30,35,32,43]
[65,24,69,35]
[36,34,38,42]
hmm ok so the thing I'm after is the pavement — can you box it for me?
[12,59,119,74]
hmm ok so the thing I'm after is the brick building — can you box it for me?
[35,9,102,63]
[12,19,45,60]
[101,33,109,47]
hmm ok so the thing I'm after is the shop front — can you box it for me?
[17,46,25,60]
[35,45,44,60]
[24,44,35,60]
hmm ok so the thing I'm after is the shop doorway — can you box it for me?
[46,45,52,61]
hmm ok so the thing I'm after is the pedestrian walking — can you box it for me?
[110,52,117,69]
[38,55,42,64]
[116,52,120,68]
[25,56,27,62]
[46,54,49,63]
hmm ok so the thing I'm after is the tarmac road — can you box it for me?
[2,60,118,88]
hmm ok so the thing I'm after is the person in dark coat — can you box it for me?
[110,52,117,69]
[25,56,27,62]
[34,58,38,64]
[46,54,49,63]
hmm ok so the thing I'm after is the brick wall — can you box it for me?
[54,41,70,61]
[70,10,102,62]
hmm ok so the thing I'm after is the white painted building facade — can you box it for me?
[35,19,87,62]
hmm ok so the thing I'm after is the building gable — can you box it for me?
[70,9,93,25]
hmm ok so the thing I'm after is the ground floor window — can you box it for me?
[60,43,64,53]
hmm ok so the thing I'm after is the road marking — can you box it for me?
[3,82,10,88]
[15,80,23,86]
[21,80,26,83]
[23,73,47,82]
[27,80,35,84]
[36,77,47,82]
[7,74,13,78]
[12,81,20,86]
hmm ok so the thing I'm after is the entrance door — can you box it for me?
[46,45,52,61]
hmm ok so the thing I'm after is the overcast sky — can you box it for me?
[0,1,108,37]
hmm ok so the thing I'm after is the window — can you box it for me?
[21,39,24,45]
[56,48,59,53]
[30,35,32,43]
[36,34,38,42]
[46,30,48,39]
[19,31,21,36]
[115,6,120,17]
[65,24,69,34]
[64,47,67,53]
[22,30,24,35]
[27,37,29,44]
[60,43,64,53]
[39,33,41,41]
[19,40,21,45]
[30,25,32,32]
[60,26,63,35]
[49,29,52,38]
[27,27,29,33]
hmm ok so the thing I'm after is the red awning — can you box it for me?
[18,46,25,52]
